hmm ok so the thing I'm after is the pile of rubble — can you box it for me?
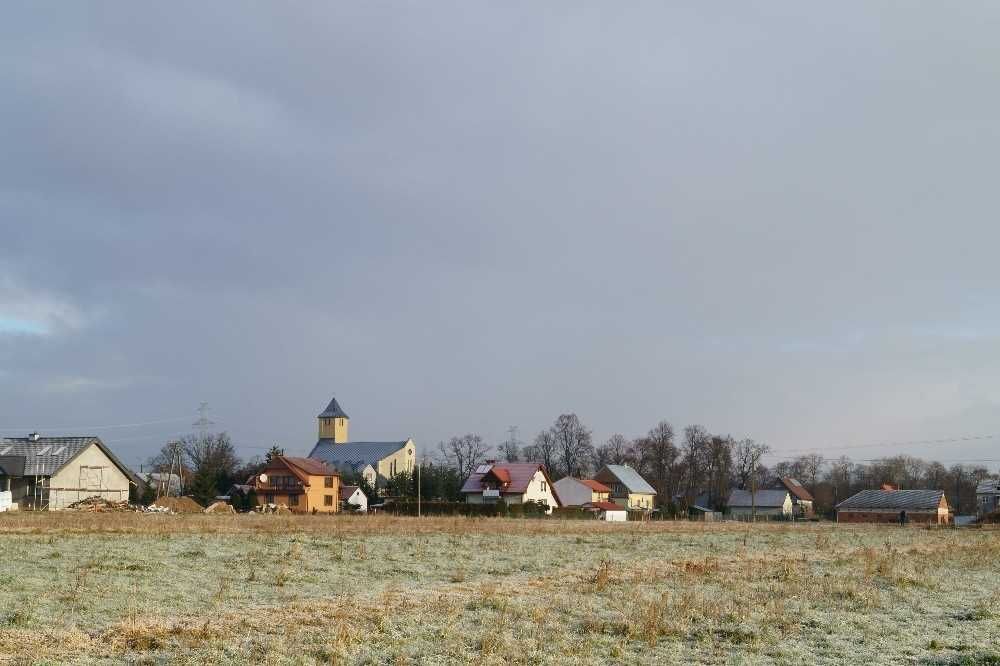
[147,496,204,514]
[204,501,235,514]
[66,496,136,512]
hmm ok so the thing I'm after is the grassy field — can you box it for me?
[0,514,998,665]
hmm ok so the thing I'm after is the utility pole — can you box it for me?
[417,454,421,518]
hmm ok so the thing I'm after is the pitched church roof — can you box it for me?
[309,439,409,474]
[318,397,349,419]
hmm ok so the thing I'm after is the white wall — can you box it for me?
[521,470,559,511]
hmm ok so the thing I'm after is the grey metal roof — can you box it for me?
[0,455,26,476]
[976,480,1000,494]
[317,397,349,419]
[728,489,790,508]
[308,439,408,474]
[0,436,139,485]
[598,465,656,495]
[836,489,945,511]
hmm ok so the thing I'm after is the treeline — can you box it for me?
[435,414,998,515]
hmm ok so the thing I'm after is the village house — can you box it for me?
[552,477,611,506]
[0,434,139,510]
[252,455,341,513]
[341,485,368,512]
[593,464,656,511]
[307,397,415,489]
[835,489,951,524]
[775,477,814,518]
[461,461,561,513]
[727,489,793,519]
[976,480,1000,517]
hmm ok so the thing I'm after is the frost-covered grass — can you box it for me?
[0,514,998,665]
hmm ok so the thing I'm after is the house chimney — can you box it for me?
[28,432,40,442]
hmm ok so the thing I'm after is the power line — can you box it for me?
[0,415,191,432]
[771,434,997,457]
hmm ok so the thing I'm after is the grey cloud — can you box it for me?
[1,3,999,470]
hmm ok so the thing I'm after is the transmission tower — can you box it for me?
[193,402,214,436]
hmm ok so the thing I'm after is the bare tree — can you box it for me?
[732,438,770,521]
[733,438,769,490]
[551,413,594,478]
[181,432,241,505]
[681,425,711,496]
[522,430,558,475]
[437,434,490,480]
[594,433,632,468]
[635,421,680,504]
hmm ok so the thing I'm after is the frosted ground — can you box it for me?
[0,514,997,665]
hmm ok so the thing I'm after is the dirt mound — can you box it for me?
[66,496,134,512]
[150,496,203,514]
[204,501,235,514]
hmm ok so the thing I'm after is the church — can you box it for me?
[307,396,415,489]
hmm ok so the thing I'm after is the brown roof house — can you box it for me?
[836,489,950,525]
[461,461,561,513]
[252,456,341,513]
[552,477,611,506]
[775,477,814,518]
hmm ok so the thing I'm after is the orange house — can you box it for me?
[253,456,341,513]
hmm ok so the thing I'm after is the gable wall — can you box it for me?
[48,443,131,509]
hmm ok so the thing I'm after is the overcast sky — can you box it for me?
[2,3,999,470]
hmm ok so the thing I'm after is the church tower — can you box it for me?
[318,396,349,443]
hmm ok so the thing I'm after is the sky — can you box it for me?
[2,3,1000,471]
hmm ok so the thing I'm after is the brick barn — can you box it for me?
[836,489,950,525]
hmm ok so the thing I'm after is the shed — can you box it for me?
[586,501,628,522]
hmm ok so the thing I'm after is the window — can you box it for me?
[265,494,275,504]
[540,481,546,491]
[324,477,334,488]
[289,494,299,506]
[324,495,334,506]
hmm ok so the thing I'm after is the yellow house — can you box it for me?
[594,464,657,511]
[252,456,340,513]
[307,397,416,489]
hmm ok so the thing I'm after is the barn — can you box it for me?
[836,489,950,525]
[0,434,139,510]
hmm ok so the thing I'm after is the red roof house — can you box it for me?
[461,462,561,512]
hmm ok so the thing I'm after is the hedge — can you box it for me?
[382,499,550,518]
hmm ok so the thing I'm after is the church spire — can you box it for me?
[318,396,350,443]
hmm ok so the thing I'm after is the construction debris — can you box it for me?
[148,496,204,514]
[204,501,235,514]
[66,496,135,512]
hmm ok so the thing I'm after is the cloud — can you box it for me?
[0,277,87,336]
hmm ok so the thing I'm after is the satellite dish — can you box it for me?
[259,474,268,483]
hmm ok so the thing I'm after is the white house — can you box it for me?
[461,462,561,513]
[341,484,368,512]
[727,489,793,519]
[0,434,139,510]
